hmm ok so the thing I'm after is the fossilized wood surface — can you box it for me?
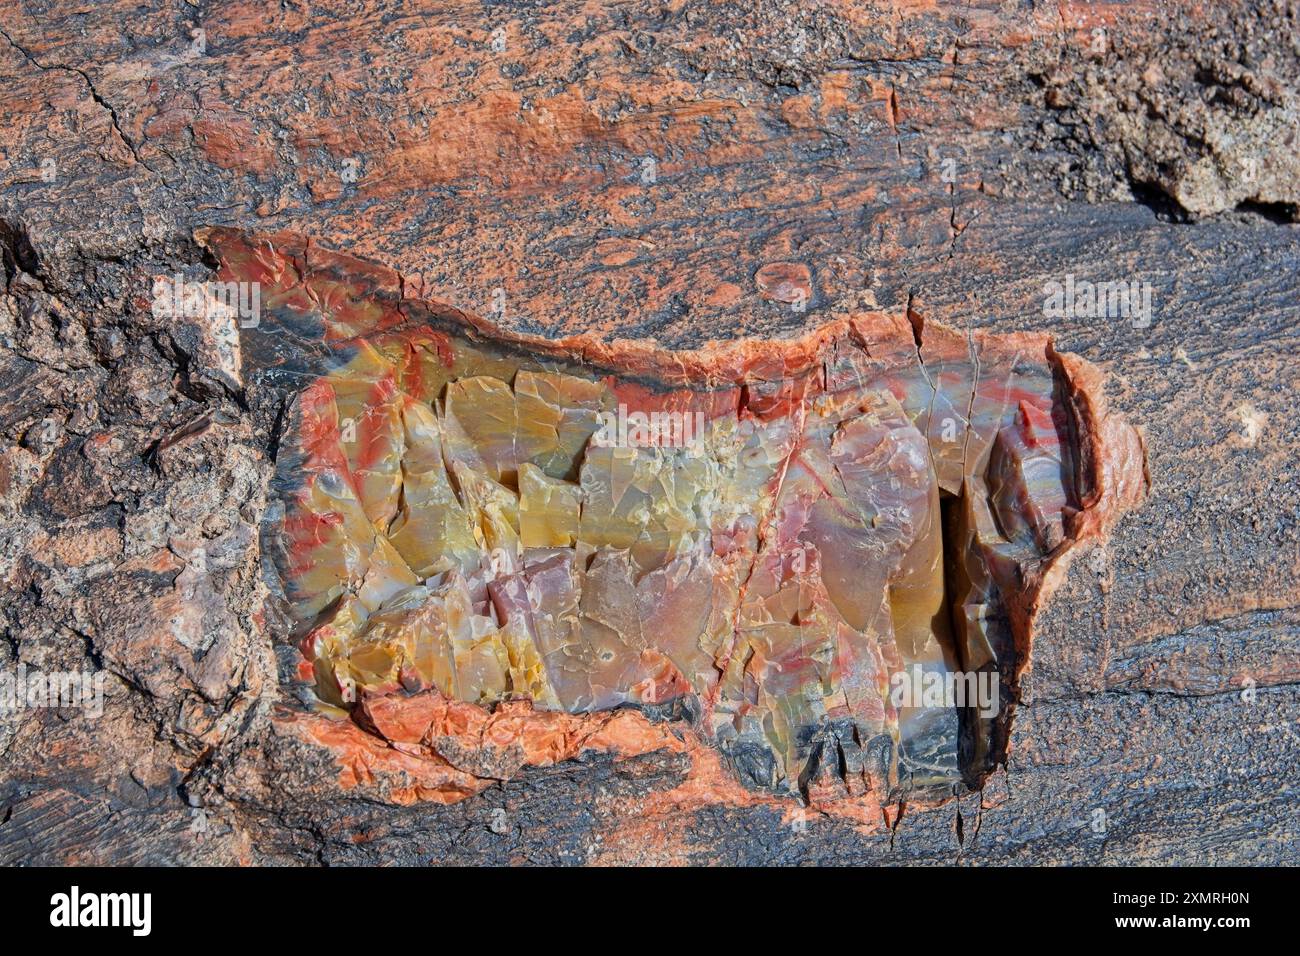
[201,225,1143,811]
[0,0,1296,864]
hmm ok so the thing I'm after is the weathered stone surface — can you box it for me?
[0,0,1296,865]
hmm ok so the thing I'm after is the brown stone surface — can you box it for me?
[0,0,1296,864]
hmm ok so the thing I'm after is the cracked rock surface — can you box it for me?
[0,0,1296,864]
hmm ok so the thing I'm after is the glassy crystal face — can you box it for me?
[205,228,1084,799]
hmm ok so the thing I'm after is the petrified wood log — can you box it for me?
[0,0,1296,864]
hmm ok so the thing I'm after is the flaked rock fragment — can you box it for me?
[201,227,1146,803]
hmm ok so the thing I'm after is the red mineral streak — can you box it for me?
[283,691,688,806]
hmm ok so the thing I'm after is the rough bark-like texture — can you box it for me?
[0,0,1296,865]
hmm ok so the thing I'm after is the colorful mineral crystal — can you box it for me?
[203,227,1143,801]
